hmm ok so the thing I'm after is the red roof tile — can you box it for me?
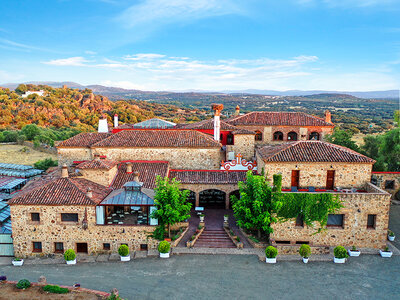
[257,141,375,163]
[169,170,250,184]
[110,161,170,189]
[226,112,333,127]
[58,132,112,148]
[76,160,118,170]
[92,129,221,148]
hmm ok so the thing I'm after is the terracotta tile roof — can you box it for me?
[76,160,118,170]
[226,112,333,127]
[178,119,255,135]
[169,170,250,184]
[257,141,375,163]
[9,177,110,206]
[110,161,170,189]
[92,130,221,148]
[58,132,112,148]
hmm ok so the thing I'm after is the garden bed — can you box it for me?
[239,228,269,248]
[186,222,205,247]
[170,226,189,247]
[223,226,243,249]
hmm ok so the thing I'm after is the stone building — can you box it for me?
[371,171,400,200]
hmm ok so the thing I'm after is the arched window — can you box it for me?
[273,131,283,141]
[255,131,263,141]
[309,132,320,140]
[287,131,298,141]
[227,133,234,145]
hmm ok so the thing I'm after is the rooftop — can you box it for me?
[58,132,112,148]
[179,119,255,135]
[169,170,251,184]
[76,160,118,170]
[0,201,11,234]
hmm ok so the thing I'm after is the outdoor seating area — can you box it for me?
[105,206,150,225]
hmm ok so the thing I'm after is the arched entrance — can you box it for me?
[199,189,226,209]
[309,132,320,140]
[287,131,298,141]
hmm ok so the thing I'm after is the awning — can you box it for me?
[0,177,26,191]
[100,190,154,206]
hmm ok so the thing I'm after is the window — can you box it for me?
[226,133,234,145]
[327,214,344,228]
[309,132,320,140]
[255,131,263,141]
[287,131,298,141]
[275,240,291,244]
[33,242,42,252]
[295,241,309,245]
[384,180,395,190]
[31,213,40,222]
[295,215,304,227]
[273,131,283,141]
[140,244,148,251]
[76,243,88,253]
[61,213,78,222]
[367,214,376,229]
[103,243,111,251]
[54,242,64,253]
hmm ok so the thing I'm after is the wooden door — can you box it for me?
[291,170,300,188]
[326,170,335,190]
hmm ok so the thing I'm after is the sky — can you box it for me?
[0,0,399,91]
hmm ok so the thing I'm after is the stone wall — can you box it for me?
[57,148,93,166]
[226,134,255,161]
[371,172,400,199]
[91,147,224,170]
[256,154,373,189]
[78,166,118,187]
[10,205,159,257]
[270,183,391,249]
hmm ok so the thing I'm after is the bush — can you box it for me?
[64,249,76,261]
[388,230,395,237]
[299,244,311,258]
[265,246,278,258]
[158,241,171,253]
[16,279,31,289]
[43,285,69,294]
[118,244,129,257]
[107,292,123,300]
[34,158,58,171]
[334,246,349,259]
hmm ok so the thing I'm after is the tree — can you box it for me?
[231,171,282,239]
[15,84,28,94]
[21,124,41,140]
[151,176,192,238]
[34,158,58,171]
[394,110,400,127]
[361,135,385,171]
[326,128,359,151]
[380,128,400,172]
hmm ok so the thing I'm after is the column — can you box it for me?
[195,192,200,207]
[225,192,230,210]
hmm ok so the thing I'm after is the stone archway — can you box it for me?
[199,189,226,209]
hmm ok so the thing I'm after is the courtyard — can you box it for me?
[2,254,400,299]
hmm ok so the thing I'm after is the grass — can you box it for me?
[0,144,57,166]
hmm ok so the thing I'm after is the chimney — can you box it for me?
[114,114,119,128]
[133,171,140,183]
[235,105,240,116]
[212,103,224,142]
[126,162,133,174]
[86,187,93,198]
[98,115,109,133]
[324,110,332,123]
[61,164,68,178]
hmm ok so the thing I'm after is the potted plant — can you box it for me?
[158,241,171,258]
[348,245,360,257]
[199,214,205,222]
[64,249,76,265]
[265,246,278,264]
[333,246,348,263]
[118,245,130,261]
[12,257,24,266]
[224,214,228,222]
[299,244,311,263]
[379,246,393,258]
[388,230,395,242]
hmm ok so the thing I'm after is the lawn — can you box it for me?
[0,144,57,166]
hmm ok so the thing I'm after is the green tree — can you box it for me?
[361,135,385,171]
[380,128,400,172]
[326,128,359,151]
[151,176,192,238]
[15,84,28,94]
[34,158,58,171]
[394,110,400,127]
[21,124,41,140]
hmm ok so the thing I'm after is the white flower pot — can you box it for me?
[66,259,76,265]
[160,252,170,258]
[333,257,346,264]
[200,216,204,222]
[224,216,228,222]
[302,257,309,264]
[379,250,393,258]
[12,259,24,266]
[388,235,395,242]
[120,255,130,262]
[265,257,276,264]
[348,250,360,257]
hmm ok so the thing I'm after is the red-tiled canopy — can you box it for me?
[58,132,112,148]
[169,170,250,184]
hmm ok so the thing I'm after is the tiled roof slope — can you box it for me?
[257,141,375,163]
[58,132,112,147]
[77,160,118,170]
[180,119,255,135]
[92,130,221,148]
[226,112,333,127]
[111,161,170,189]
[169,170,250,184]
[9,177,110,206]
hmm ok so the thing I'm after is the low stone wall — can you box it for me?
[272,244,330,255]
[170,226,189,247]
[238,227,268,249]
[223,226,243,249]
[186,222,205,248]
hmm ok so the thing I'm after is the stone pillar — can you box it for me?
[195,192,200,207]
[225,192,230,210]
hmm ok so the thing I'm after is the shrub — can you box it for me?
[107,292,123,300]
[334,246,349,259]
[16,279,31,289]
[384,246,390,252]
[351,245,357,251]
[118,245,129,257]
[299,244,311,258]
[388,230,395,237]
[236,236,240,242]
[158,241,171,254]
[13,257,22,261]
[64,249,76,261]
[43,285,69,294]
[265,246,278,258]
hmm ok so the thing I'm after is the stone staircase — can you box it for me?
[193,229,236,248]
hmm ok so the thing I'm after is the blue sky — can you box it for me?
[0,0,399,91]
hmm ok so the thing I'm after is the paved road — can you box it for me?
[2,255,399,300]
[389,204,400,250]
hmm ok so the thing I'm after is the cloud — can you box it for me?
[85,50,97,55]
[124,53,166,60]
[43,57,88,66]
[0,38,47,52]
